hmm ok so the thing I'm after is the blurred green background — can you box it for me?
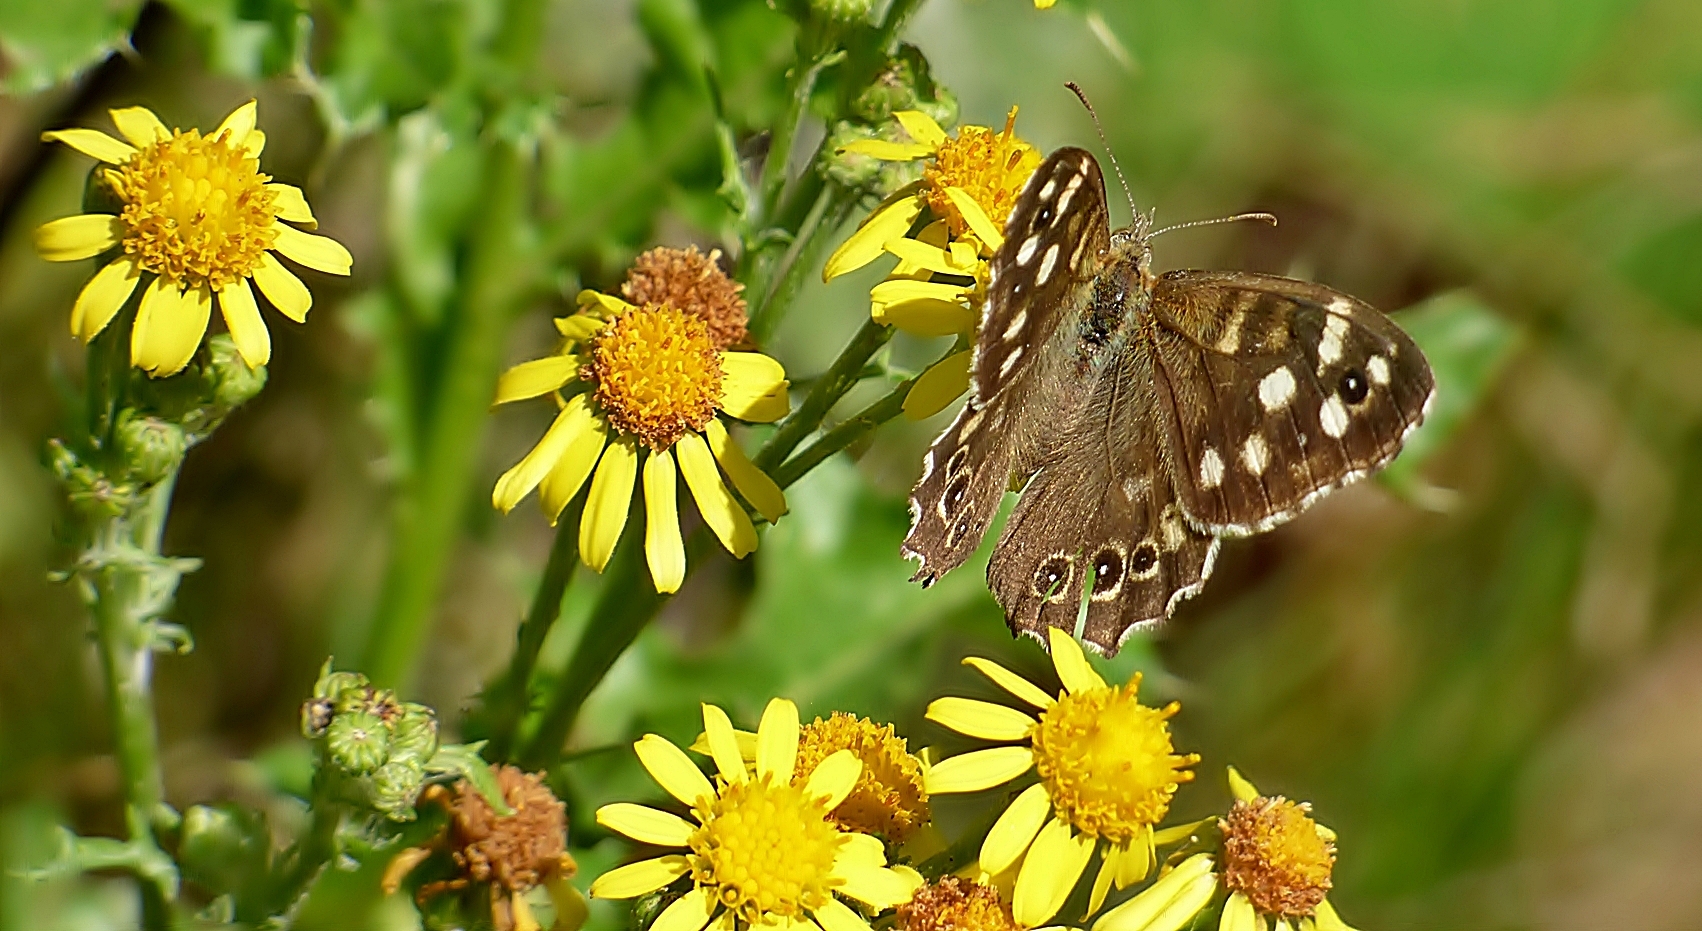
[4,0,1702,928]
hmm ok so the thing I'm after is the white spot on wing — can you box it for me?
[1318,313,1350,369]
[1016,235,1040,265]
[1199,447,1224,488]
[1241,434,1269,476]
[1367,355,1391,385]
[1057,173,1084,215]
[1326,296,1354,317]
[1258,367,1296,412]
[1003,309,1028,340]
[1036,243,1061,285]
[1320,395,1350,438]
[1038,178,1056,200]
[1216,306,1244,353]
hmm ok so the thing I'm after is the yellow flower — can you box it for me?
[794,712,932,844]
[590,698,924,931]
[924,628,1199,927]
[897,876,1018,931]
[1212,768,1359,931]
[823,108,1042,420]
[34,100,351,376]
[1090,853,1219,931]
[491,289,789,594]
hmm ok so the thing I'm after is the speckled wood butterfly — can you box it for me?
[902,115,1435,656]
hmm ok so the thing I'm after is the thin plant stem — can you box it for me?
[749,182,855,345]
[773,375,914,488]
[754,319,895,473]
[486,494,585,761]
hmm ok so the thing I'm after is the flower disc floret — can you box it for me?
[795,713,930,843]
[112,129,278,290]
[923,109,1041,238]
[1031,677,1197,843]
[897,877,1016,931]
[1221,795,1335,918]
[689,777,841,921]
[587,304,723,449]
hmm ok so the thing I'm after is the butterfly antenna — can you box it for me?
[1149,211,1279,238]
[1065,82,1139,224]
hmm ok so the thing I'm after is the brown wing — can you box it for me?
[1145,271,1435,536]
[904,147,1112,585]
[986,344,1218,655]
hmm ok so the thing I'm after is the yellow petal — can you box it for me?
[874,297,975,337]
[218,278,270,368]
[687,728,758,760]
[1090,854,1214,931]
[215,99,258,146]
[492,394,597,513]
[1114,834,1152,887]
[705,419,786,523]
[945,186,1005,252]
[1220,893,1256,931]
[266,183,316,228]
[823,188,924,281]
[1035,0,1059,7]
[926,697,1035,742]
[832,863,920,910]
[963,657,1056,709]
[252,252,312,322]
[811,897,874,931]
[494,355,580,406]
[805,749,862,809]
[870,277,971,307]
[588,854,689,899]
[1012,819,1095,928]
[512,891,540,931]
[755,697,801,783]
[107,106,169,148]
[924,746,1034,794]
[894,110,948,148]
[1313,898,1358,931]
[540,410,609,523]
[840,139,935,160]
[555,314,608,341]
[701,703,748,785]
[651,887,714,931]
[596,803,694,847]
[980,783,1051,875]
[1048,627,1107,694]
[241,129,266,158]
[34,215,122,262]
[71,256,142,341]
[271,223,353,275]
[889,221,951,279]
[719,352,789,423]
[41,128,136,164]
[133,280,212,377]
[642,450,686,594]
[580,436,637,572]
[903,350,971,420]
[1227,766,1260,804]
[1088,852,1117,920]
[833,833,887,870]
[1142,872,1218,931]
[676,432,757,558]
[577,289,636,317]
[883,237,977,275]
[633,733,714,808]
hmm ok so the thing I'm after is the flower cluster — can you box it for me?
[824,107,1042,419]
[491,246,789,593]
[35,100,350,376]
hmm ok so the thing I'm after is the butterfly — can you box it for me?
[901,144,1435,656]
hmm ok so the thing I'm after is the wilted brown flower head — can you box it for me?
[621,245,748,350]
[896,876,1016,931]
[1220,794,1335,918]
[447,765,573,894]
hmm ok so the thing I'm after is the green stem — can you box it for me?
[267,797,344,920]
[485,496,584,762]
[748,181,853,345]
[753,319,894,473]
[361,141,541,688]
[773,376,913,488]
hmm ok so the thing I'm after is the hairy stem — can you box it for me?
[485,496,584,761]
[754,319,895,473]
[773,375,914,488]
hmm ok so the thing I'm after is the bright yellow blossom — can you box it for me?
[924,628,1199,927]
[34,100,351,375]
[590,699,923,931]
[491,285,789,594]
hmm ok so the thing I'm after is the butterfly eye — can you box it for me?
[1339,369,1369,404]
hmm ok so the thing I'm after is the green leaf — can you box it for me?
[0,0,144,93]
[427,742,513,816]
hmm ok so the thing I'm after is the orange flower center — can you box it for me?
[923,108,1042,238]
[1220,796,1336,917]
[586,304,723,450]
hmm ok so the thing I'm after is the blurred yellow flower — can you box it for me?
[491,287,788,594]
[824,108,1042,420]
[590,699,923,929]
[34,100,351,375]
[924,628,1199,927]
[1091,853,1218,931]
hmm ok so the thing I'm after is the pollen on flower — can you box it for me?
[108,128,278,291]
[585,304,723,450]
[622,245,749,349]
[922,107,1042,238]
[1029,675,1198,843]
[1220,795,1336,918]
[444,765,574,894]
[687,777,840,922]
[896,876,1017,931]
[794,712,930,843]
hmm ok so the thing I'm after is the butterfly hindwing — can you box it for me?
[1146,271,1435,536]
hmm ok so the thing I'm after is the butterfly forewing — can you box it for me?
[1147,271,1436,536]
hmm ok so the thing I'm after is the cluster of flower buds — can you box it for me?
[822,44,958,191]
[301,661,441,821]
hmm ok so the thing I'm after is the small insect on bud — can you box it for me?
[301,697,336,738]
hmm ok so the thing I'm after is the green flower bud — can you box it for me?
[851,45,956,127]
[49,439,135,520]
[810,0,871,24]
[206,334,267,409]
[820,122,922,193]
[326,711,390,776]
[389,704,439,764]
[115,412,187,486]
[370,759,425,821]
[312,668,367,702]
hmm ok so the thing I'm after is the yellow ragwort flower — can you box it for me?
[823,108,1042,421]
[1213,768,1359,931]
[590,699,923,931]
[794,712,932,844]
[1090,853,1219,931]
[491,286,789,594]
[924,628,1200,927]
[34,100,351,376]
[897,876,1018,931]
